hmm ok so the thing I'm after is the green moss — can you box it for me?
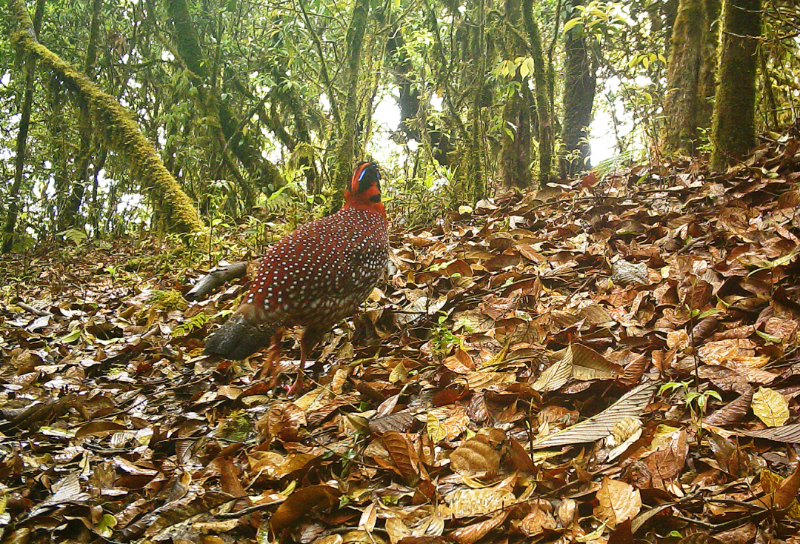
[218,411,251,442]
[9,0,206,239]
[147,290,188,311]
[710,0,761,170]
[123,251,179,272]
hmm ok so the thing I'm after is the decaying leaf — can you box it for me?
[450,428,505,474]
[752,387,789,427]
[593,477,641,528]
[753,464,800,516]
[530,383,656,449]
[269,485,342,534]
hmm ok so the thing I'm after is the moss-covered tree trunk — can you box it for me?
[330,0,370,210]
[522,0,554,185]
[660,0,681,58]
[58,0,103,231]
[466,0,488,202]
[662,0,720,155]
[387,22,454,167]
[269,68,318,194]
[165,0,284,205]
[560,0,596,178]
[9,0,205,237]
[710,0,761,170]
[2,0,45,253]
[499,0,532,189]
[499,82,533,189]
[698,0,721,129]
[387,26,421,141]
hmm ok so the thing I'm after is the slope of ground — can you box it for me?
[1,131,800,543]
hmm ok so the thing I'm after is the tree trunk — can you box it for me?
[387,27,420,140]
[9,0,205,237]
[90,148,107,238]
[165,0,284,203]
[697,0,721,130]
[500,0,532,189]
[499,81,533,189]
[662,0,720,155]
[522,0,554,185]
[710,0,761,170]
[560,0,596,178]
[661,0,680,57]
[59,0,103,231]
[270,70,318,194]
[2,0,45,253]
[466,0,487,202]
[330,0,370,210]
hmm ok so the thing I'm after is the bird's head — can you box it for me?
[344,161,385,216]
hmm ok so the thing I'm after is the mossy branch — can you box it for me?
[8,0,205,237]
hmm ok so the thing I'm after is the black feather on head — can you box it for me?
[354,162,381,194]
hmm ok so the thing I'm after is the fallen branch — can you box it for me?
[185,262,248,301]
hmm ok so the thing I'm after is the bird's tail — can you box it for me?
[204,303,279,360]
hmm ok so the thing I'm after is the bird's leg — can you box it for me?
[287,326,324,396]
[259,332,283,385]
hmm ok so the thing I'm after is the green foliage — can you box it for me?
[563,1,631,38]
[592,149,640,179]
[147,290,188,311]
[172,312,209,337]
[217,410,251,441]
[59,228,88,246]
[394,165,461,228]
[660,381,722,422]
[431,311,461,358]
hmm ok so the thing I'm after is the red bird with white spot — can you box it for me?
[204,162,389,374]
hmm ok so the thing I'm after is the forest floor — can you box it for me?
[2,131,800,544]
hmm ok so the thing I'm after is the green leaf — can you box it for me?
[659,382,687,395]
[697,308,723,319]
[95,514,117,538]
[60,329,81,343]
[563,18,583,33]
[705,390,723,402]
[756,330,782,344]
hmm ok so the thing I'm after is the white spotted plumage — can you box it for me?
[245,202,388,331]
[205,161,388,364]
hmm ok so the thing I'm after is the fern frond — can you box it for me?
[172,312,210,337]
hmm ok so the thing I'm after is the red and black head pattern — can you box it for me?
[345,162,385,213]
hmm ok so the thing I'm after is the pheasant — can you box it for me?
[204,162,389,383]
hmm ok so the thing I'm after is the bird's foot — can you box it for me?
[286,371,306,396]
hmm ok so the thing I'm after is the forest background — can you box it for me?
[1,0,797,249]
